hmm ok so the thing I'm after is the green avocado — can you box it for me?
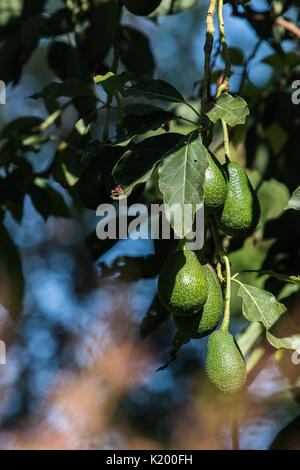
[123,0,162,16]
[204,152,227,214]
[158,250,208,316]
[173,264,223,338]
[205,330,247,393]
[218,161,260,237]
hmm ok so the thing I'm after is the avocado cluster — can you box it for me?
[173,263,223,338]
[158,249,247,393]
[156,154,258,393]
[203,155,260,237]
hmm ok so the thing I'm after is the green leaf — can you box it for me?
[47,42,77,81]
[263,52,300,70]
[119,26,155,76]
[0,223,24,321]
[53,119,93,186]
[237,282,287,329]
[222,47,244,66]
[0,0,22,27]
[94,71,131,95]
[1,117,43,139]
[120,75,185,103]
[79,0,118,63]
[112,133,183,198]
[236,270,300,285]
[30,179,70,220]
[286,186,300,211]
[259,271,300,285]
[117,108,177,140]
[158,130,209,238]
[266,313,300,352]
[42,8,73,36]
[257,178,290,225]
[205,93,249,126]
[31,79,95,100]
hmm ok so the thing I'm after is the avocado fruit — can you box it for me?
[204,152,227,214]
[218,161,260,237]
[205,330,247,393]
[173,264,223,338]
[158,250,208,316]
[122,0,162,16]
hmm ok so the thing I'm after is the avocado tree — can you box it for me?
[0,0,300,449]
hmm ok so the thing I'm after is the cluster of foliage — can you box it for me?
[0,0,300,424]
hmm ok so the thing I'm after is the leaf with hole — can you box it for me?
[112,133,183,199]
[120,75,185,103]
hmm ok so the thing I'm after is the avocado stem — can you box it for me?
[221,118,231,162]
[210,217,231,332]
[220,254,231,333]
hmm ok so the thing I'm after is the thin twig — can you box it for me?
[201,0,218,112]
[217,0,231,94]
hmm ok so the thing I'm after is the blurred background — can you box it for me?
[0,0,299,450]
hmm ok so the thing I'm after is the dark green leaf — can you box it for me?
[30,79,96,100]
[116,108,177,140]
[263,52,300,70]
[42,8,73,36]
[222,47,244,66]
[257,178,290,226]
[158,131,209,238]
[119,26,155,76]
[30,179,70,220]
[94,71,131,95]
[112,133,183,198]
[1,117,43,139]
[0,223,24,321]
[78,0,118,63]
[120,75,185,103]
[205,93,249,126]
